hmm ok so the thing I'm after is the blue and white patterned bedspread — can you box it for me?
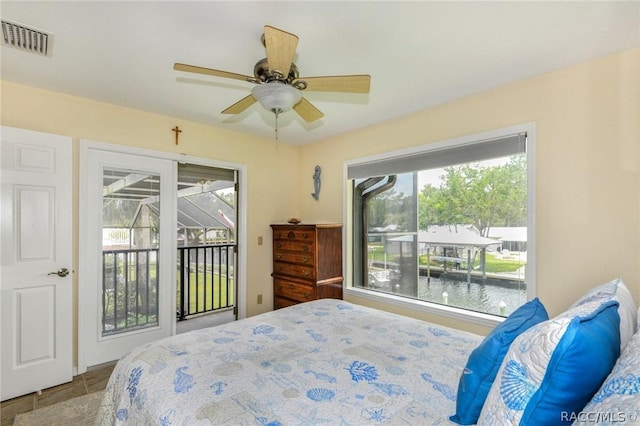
[96,299,481,425]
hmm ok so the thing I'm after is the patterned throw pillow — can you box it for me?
[449,298,548,425]
[478,300,621,425]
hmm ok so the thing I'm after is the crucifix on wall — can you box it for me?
[172,126,182,145]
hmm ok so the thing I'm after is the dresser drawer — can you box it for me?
[273,239,314,254]
[273,250,314,266]
[274,279,316,302]
[272,228,316,242]
[273,261,315,279]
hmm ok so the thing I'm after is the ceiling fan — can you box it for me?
[174,25,371,136]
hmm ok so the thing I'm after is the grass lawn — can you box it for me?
[178,272,235,314]
[419,251,524,273]
[369,244,525,273]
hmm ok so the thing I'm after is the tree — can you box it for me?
[419,154,526,233]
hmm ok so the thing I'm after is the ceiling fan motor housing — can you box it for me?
[253,58,300,85]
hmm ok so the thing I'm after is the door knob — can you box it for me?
[48,268,70,277]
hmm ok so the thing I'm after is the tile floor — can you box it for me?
[0,363,115,426]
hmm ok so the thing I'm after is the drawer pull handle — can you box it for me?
[303,292,311,298]
[288,284,295,290]
[302,233,308,238]
[302,246,309,252]
[276,243,282,248]
[303,257,309,263]
[275,254,282,259]
[287,231,295,239]
[303,270,310,276]
[276,285,282,291]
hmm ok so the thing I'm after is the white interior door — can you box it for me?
[0,126,73,401]
[80,149,176,368]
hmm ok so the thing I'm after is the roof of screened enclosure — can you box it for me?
[102,163,235,230]
[387,225,501,248]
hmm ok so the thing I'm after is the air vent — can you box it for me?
[1,19,52,57]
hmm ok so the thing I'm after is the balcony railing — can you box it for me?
[177,244,235,321]
[102,244,235,336]
[102,248,160,335]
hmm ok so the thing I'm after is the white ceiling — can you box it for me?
[2,1,639,145]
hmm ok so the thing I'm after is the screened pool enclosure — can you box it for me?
[101,163,236,336]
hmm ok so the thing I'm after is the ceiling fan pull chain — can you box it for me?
[274,109,280,140]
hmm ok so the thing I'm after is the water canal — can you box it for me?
[418,275,527,316]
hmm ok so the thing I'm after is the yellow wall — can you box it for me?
[1,47,638,361]
[0,81,305,317]
[299,48,640,333]
[1,81,300,366]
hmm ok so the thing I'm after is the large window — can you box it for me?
[345,126,534,321]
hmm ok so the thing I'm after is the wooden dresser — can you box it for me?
[271,223,343,309]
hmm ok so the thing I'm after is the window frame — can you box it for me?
[342,123,536,327]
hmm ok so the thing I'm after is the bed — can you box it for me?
[97,278,640,425]
[96,299,481,424]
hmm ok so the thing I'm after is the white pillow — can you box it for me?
[571,278,637,351]
[573,326,640,425]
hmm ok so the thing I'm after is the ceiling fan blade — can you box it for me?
[293,97,324,123]
[221,95,257,114]
[263,25,298,77]
[174,63,253,82]
[295,75,371,93]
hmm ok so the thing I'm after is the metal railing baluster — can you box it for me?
[102,244,234,333]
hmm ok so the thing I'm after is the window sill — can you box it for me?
[344,286,504,329]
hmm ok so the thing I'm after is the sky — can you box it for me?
[418,156,513,189]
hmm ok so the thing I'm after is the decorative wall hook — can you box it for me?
[311,165,321,200]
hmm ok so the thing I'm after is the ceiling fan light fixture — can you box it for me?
[251,82,301,114]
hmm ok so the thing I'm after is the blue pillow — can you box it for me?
[572,278,637,351]
[478,300,621,425]
[449,298,548,425]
